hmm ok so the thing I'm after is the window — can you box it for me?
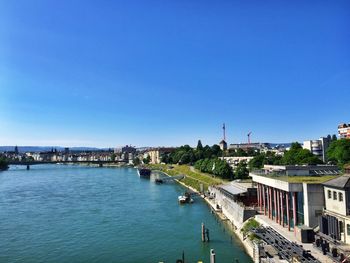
[347,224,350,235]
[340,221,344,233]
[334,191,337,200]
[339,193,344,202]
[328,190,332,199]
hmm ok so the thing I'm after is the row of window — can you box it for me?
[328,190,343,201]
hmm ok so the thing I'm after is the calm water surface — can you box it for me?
[0,165,252,263]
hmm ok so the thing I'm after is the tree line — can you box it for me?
[0,156,9,171]
[247,142,322,170]
[161,140,249,180]
[248,138,350,170]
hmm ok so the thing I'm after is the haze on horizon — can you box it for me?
[1,1,349,148]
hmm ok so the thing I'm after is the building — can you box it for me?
[338,123,350,139]
[251,165,340,241]
[319,174,350,244]
[121,145,136,161]
[219,140,227,151]
[303,137,331,162]
[146,147,175,164]
[208,181,257,228]
[228,142,272,151]
[220,156,254,169]
[122,145,136,154]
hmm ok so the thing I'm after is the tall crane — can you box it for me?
[247,132,252,145]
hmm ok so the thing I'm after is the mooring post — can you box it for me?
[210,249,216,263]
[201,223,206,242]
[26,165,30,170]
[206,228,210,242]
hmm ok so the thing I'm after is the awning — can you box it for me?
[219,184,247,196]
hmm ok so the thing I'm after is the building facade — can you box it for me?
[338,123,350,139]
[319,175,350,244]
[251,165,340,239]
[146,147,175,164]
[208,181,257,228]
[219,140,227,151]
[303,137,331,162]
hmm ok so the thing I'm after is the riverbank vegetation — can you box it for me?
[0,156,9,171]
[160,140,249,180]
[148,164,226,192]
[161,141,222,165]
[241,218,261,241]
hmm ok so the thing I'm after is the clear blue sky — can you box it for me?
[1,1,349,148]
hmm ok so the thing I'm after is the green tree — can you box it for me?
[211,144,222,157]
[179,153,191,164]
[332,134,338,142]
[236,148,247,157]
[235,161,249,179]
[327,139,350,166]
[133,157,141,166]
[327,134,332,142]
[282,142,322,165]
[196,140,203,151]
[143,155,151,164]
[248,153,265,170]
[110,153,116,161]
[0,157,9,171]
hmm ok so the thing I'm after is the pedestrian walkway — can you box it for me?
[255,214,335,263]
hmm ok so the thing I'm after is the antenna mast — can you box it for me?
[223,123,226,141]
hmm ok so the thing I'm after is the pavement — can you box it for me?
[255,214,336,263]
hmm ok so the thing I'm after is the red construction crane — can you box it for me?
[247,132,252,144]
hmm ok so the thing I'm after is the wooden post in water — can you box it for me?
[206,228,210,242]
[201,223,206,242]
[210,249,216,263]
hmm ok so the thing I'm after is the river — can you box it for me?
[0,165,252,263]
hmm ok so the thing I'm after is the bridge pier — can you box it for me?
[26,165,30,170]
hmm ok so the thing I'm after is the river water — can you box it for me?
[0,165,252,263]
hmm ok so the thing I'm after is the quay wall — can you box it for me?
[209,187,257,229]
[156,168,258,262]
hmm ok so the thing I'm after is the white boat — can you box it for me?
[178,192,194,204]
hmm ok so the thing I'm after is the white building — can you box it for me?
[220,156,254,168]
[319,174,350,244]
[338,123,350,139]
[145,147,175,164]
[303,137,330,162]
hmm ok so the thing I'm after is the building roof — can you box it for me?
[218,182,249,195]
[323,174,350,189]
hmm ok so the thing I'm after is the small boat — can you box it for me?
[137,168,151,178]
[178,192,194,204]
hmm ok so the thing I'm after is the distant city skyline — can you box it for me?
[1,1,349,147]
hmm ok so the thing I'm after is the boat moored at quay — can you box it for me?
[137,167,151,178]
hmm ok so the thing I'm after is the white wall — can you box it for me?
[324,186,347,216]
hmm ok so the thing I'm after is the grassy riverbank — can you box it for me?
[147,164,227,192]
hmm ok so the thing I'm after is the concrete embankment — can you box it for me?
[155,169,257,262]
